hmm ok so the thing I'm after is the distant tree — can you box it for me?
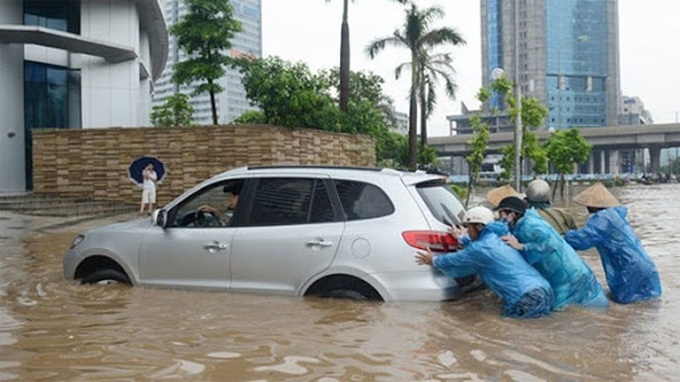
[366,3,465,170]
[319,68,397,128]
[170,0,242,125]
[413,51,460,151]
[150,93,194,127]
[492,76,549,182]
[231,56,340,131]
[544,128,592,199]
[324,0,407,113]
[232,55,437,168]
[461,86,496,206]
[232,110,266,124]
[376,131,440,170]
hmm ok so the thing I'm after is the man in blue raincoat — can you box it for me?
[416,206,554,319]
[495,196,609,310]
[564,182,662,304]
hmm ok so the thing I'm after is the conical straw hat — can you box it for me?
[573,182,620,208]
[486,184,519,207]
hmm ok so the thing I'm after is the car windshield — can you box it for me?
[416,180,466,226]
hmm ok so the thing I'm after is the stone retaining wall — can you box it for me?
[32,124,375,205]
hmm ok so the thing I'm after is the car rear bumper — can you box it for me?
[368,270,466,302]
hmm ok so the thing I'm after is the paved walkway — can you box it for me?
[0,193,140,232]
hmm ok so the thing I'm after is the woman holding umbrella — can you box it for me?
[139,162,158,216]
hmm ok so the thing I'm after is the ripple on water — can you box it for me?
[254,355,321,376]
[206,351,241,359]
[146,359,205,379]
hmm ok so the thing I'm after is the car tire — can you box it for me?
[324,288,370,301]
[81,269,131,285]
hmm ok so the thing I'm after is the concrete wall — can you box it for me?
[0,0,26,193]
[32,125,376,205]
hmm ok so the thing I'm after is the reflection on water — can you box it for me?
[0,184,678,381]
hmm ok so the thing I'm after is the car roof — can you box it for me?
[209,165,446,186]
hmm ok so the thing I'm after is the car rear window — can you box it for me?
[333,180,394,220]
[416,180,466,226]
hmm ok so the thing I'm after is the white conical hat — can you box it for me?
[486,184,519,207]
[573,182,620,208]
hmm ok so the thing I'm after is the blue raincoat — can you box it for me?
[504,208,608,310]
[564,206,662,304]
[433,221,554,318]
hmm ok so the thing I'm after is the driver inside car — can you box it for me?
[197,181,242,225]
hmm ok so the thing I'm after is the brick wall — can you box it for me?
[32,124,375,205]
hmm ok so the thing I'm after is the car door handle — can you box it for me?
[306,239,333,248]
[204,241,228,253]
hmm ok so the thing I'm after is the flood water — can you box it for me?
[1,183,678,381]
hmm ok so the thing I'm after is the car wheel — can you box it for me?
[81,269,131,285]
[324,288,370,301]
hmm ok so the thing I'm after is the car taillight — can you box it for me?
[401,231,459,253]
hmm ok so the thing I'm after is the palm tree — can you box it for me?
[325,0,407,113]
[366,3,465,170]
[400,51,459,150]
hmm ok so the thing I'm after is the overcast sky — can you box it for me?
[260,0,680,137]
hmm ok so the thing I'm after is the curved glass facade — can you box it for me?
[0,0,167,193]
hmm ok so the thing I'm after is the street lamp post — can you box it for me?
[513,3,522,190]
[556,35,588,129]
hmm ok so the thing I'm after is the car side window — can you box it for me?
[249,178,331,226]
[333,180,394,220]
[168,180,241,228]
[308,180,335,223]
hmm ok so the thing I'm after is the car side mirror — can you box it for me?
[152,209,168,228]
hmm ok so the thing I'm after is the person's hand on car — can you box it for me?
[415,247,434,266]
[448,224,466,240]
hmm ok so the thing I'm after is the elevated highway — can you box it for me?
[429,123,680,175]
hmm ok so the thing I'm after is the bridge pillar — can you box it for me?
[649,145,662,174]
[609,150,620,175]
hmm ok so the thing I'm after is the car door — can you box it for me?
[230,176,344,295]
[139,227,234,289]
[138,179,244,289]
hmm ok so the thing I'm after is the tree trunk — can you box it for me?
[339,1,350,113]
[209,79,218,125]
[408,86,418,171]
[408,54,419,171]
[419,81,427,151]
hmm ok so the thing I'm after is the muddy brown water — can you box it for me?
[0,183,678,381]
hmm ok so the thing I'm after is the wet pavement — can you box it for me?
[0,184,678,381]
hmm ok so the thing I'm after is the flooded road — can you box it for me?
[1,183,678,381]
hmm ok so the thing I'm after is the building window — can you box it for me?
[24,61,81,190]
[24,0,80,34]
[25,61,81,130]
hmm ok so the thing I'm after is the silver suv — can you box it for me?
[63,166,473,301]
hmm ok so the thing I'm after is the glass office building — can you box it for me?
[480,0,620,130]
[0,0,168,192]
[154,0,262,125]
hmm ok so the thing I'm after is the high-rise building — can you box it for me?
[450,0,621,134]
[0,0,168,193]
[154,0,262,125]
